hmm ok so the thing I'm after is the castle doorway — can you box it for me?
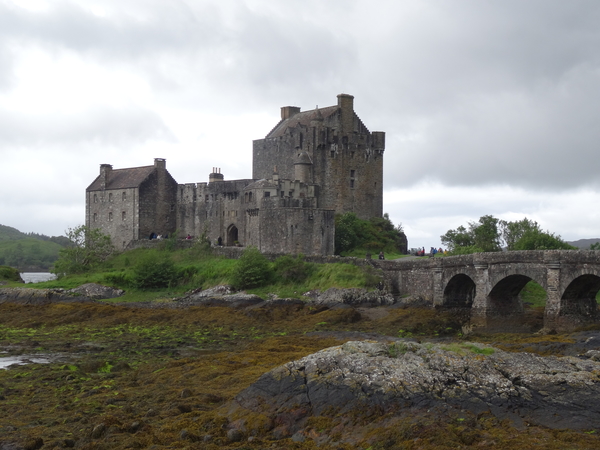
[227,224,239,246]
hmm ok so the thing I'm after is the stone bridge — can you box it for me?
[378,250,600,332]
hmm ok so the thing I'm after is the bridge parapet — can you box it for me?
[384,250,600,333]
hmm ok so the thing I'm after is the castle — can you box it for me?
[86,94,385,256]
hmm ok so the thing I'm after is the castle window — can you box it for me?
[93,213,97,222]
[350,170,355,177]
[264,191,270,198]
[122,192,126,201]
[350,179,355,188]
[170,204,175,212]
[280,191,284,198]
[108,212,113,221]
[93,194,98,203]
[109,193,113,202]
[330,150,335,158]
[205,195,209,202]
[249,192,253,202]
[122,211,126,221]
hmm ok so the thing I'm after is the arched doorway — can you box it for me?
[227,224,239,246]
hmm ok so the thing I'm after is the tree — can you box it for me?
[334,212,407,255]
[590,242,600,250]
[441,215,501,254]
[511,229,575,250]
[500,218,541,250]
[442,215,575,254]
[52,225,116,277]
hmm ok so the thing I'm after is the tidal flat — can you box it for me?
[0,301,598,449]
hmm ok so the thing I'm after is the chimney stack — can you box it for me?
[281,106,301,120]
[99,164,112,190]
[209,167,224,183]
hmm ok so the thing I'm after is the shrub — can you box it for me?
[231,247,272,290]
[103,272,130,288]
[0,265,22,282]
[131,251,179,290]
[273,255,313,283]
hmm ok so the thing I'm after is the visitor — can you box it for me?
[379,251,385,260]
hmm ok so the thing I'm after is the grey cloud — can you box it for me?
[0,106,175,148]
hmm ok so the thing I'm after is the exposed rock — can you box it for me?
[0,283,123,304]
[232,339,600,439]
[303,288,395,307]
[67,283,124,299]
[174,285,263,308]
[0,288,93,304]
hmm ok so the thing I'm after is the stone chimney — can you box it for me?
[154,158,166,170]
[281,106,301,120]
[337,93,354,133]
[99,164,112,190]
[209,167,224,183]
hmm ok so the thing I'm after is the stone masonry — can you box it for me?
[86,94,385,256]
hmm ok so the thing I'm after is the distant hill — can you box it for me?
[0,224,69,271]
[0,224,29,241]
[566,238,600,249]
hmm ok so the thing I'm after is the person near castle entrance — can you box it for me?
[379,251,385,260]
[217,237,222,246]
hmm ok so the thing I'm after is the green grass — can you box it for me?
[26,246,384,302]
[520,280,547,307]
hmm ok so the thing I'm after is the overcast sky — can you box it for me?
[1,0,599,249]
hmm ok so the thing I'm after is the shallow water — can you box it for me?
[0,355,50,369]
[20,272,56,283]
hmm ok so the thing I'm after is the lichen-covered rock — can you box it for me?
[174,285,264,308]
[232,340,600,433]
[303,288,395,307]
[67,283,124,299]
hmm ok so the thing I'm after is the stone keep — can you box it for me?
[86,94,385,256]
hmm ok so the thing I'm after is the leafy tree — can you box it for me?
[231,246,273,289]
[442,215,574,254]
[334,212,407,255]
[335,213,363,254]
[511,229,575,250]
[441,215,501,254]
[52,225,116,277]
[590,242,600,250]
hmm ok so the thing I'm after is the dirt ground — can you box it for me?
[0,301,598,449]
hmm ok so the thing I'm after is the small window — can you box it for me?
[122,192,126,201]
[330,150,335,157]
[281,191,284,198]
[122,211,126,221]
[350,169,355,177]
[264,191,271,198]
[205,195,209,202]
[93,213,97,222]
[93,194,98,203]
[170,204,175,212]
[350,179,355,188]
[108,212,113,221]
[109,193,113,202]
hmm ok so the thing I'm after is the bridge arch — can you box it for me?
[443,274,476,307]
[558,273,600,322]
[487,274,534,316]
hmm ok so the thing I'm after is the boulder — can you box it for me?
[232,339,600,437]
